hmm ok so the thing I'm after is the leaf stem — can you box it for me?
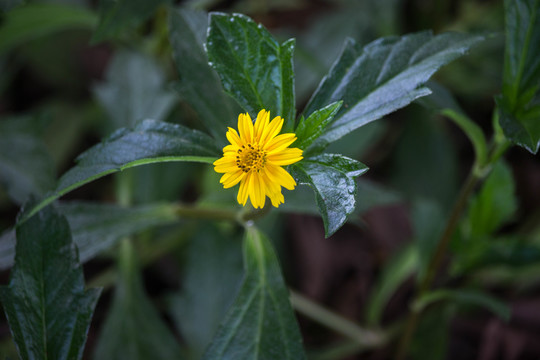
[395,137,510,359]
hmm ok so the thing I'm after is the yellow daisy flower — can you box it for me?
[213,109,303,209]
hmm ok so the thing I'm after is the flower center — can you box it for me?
[236,143,267,173]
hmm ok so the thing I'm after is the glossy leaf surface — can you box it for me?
[203,226,306,360]
[291,154,368,237]
[0,206,100,360]
[206,13,296,129]
[303,31,485,147]
[496,0,540,153]
[294,101,342,153]
[19,119,220,224]
[93,240,183,360]
[169,8,237,143]
[94,51,176,130]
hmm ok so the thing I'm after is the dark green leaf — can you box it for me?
[291,154,368,237]
[0,206,101,360]
[413,288,511,321]
[409,305,454,360]
[169,8,238,143]
[463,160,517,238]
[303,31,485,148]
[203,226,306,360]
[206,13,296,129]
[91,0,171,43]
[496,0,540,153]
[294,101,342,153]
[0,3,97,54]
[94,51,176,130]
[93,240,183,360]
[0,116,55,205]
[0,0,23,13]
[169,225,243,359]
[18,119,220,225]
[365,244,418,326]
[0,201,179,269]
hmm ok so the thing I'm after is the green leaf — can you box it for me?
[409,305,454,360]
[294,101,342,153]
[91,0,171,43]
[365,244,418,326]
[0,206,101,360]
[463,160,517,238]
[0,201,179,269]
[93,240,183,360]
[206,13,296,129]
[413,288,511,321]
[169,225,243,359]
[169,8,238,143]
[0,116,55,205]
[94,50,176,130]
[0,3,97,54]
[203,226,306,360]
[303,31,485,148]
[496,0,540,153]
[18,119,220,225]
[291,154,368,237]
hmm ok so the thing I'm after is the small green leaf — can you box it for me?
[0,3,97,54]
[291,154,368,237]
[206,13,296,129]
[94,50,176,130]
[169,225,243,359]
[294,101,342,153]
[365,244,418,326]
[91,0,171,43]
[0,201,179,269]
[0,116,55,205]
[413,288,511,321]
[496,0,540,153]
[463,160,517,238]
[303,31,485,148]
[93,240,184,360]
[169,8,238,144]
[203,226,306,360]
[18,119,220,225]
[0,206,101,360]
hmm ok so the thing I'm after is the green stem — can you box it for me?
[395,137,510,360]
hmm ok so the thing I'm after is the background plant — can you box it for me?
[0,0,539,359]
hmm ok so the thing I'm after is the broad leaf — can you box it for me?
[291,154,368,237]
[496,0,540,153]
[0,201,179,269]
[206,13,296,129]
[0,206,101,360]
[303,31,485,148]
[18,119,220,224]
[0,116,55,205]
[93,240,183,360]
[0,3,97,54]
[94,50,176,130]
[169,8,238,144]
[169,225,243,359]
[413,288,511,321]
[91,0,171,43]
[203,226,306,360]
[294,101,342,153]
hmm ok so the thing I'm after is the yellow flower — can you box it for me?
[213,109,303,209]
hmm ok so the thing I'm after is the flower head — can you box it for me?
[213,109,303,208]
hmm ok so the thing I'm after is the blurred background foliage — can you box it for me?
[1,0,539,359]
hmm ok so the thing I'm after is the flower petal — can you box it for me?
[237,173,251,206]
[226,127,242,147]
[265,133,297,153]
[253,109,270,143]
[265,164,296,190]
[260,116,283,144]
[220,170,245,188]
[238,113,253,143]
[267,148,303,166]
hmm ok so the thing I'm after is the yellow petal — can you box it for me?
[238,113,253,143]
[226,127,242,147]
[265,133,297,153]
[265,164,296,190]
[221,170,245,188]
[267,148,303,166]
[253,109,270,142]
[260,116,283,144]
[237,174,251,206]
